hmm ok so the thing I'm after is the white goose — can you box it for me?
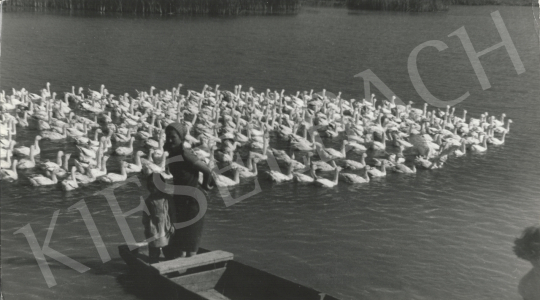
[39,151,63,172]
[115,137,135,156]
[453,139,467,157]
[340,167,370,184]
[51,153,72,179]
[125,151,144,173]
[41,125,67,140]
[266,163,294,183]
[338,153,367,170]
[390,163,417,174]
[98,161,128,183]
[29,169,59,187]
[114,128,132,143]
[75,128,101,146]
[488,130,506,145]
[61,166,79,191]
[235,157,258,178]
[493,119,512,134]
[213,167,240,187]
[471,134,488,153]
[13,135,42,156]
[16,111,29,128]
[66,121,87,138]
[0,119,16,137]
[1,148,13,169]
[141,150,168,175]
[74,166,96,184]
[314,164,341,188]
[369,131,387,151]
[317,140,348,160]
[1,159,18,181]
[17,146,37,169]
[88,155,109,178]
[367,161,387,177]
[0,130,12,149]
[293,159,315,183]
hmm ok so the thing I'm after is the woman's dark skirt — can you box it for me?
[162,195,204,259]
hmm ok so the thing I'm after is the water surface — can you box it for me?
[1,6,539,300]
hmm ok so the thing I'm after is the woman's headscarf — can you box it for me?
[166,122,188,140]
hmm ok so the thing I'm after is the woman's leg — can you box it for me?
[176,198,205,255]
[162,198,181,260]
[148,247,161,263]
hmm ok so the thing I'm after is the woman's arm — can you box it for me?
[193,160,215,191]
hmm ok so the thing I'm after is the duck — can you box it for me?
[98,161,128,183]
[61,166,79,191]
[125,151,144,173]
[17,146,37,169]
[29,168,59,187]
[340,167,370,184]
[0,159,18,181]
[115,137,135,156]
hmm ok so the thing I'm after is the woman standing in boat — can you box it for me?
[162,122,214,259]
[514,226,540,300]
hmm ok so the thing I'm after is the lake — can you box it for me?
[1,5,539,300]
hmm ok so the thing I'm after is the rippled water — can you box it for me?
[1,6,539,300]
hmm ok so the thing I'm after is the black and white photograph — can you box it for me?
[0,0,539,299]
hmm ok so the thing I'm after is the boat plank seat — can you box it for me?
[152,250,233,275]
[196,289,231,300]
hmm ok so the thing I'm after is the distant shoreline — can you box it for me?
[301,0,538,7]
[1,0,536,15]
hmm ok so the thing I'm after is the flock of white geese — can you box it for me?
[0,83,511,191]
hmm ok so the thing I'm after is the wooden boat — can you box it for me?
[119,243,340,300]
